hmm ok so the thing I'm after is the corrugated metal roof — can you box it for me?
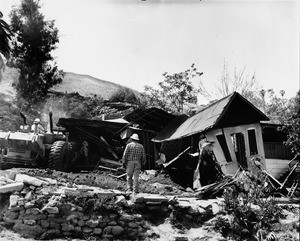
[123,107,180,132]
[152,92,269,142]
[151,115,189,142]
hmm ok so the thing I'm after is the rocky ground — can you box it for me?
[10,168,186,196]
[0,167,299,241]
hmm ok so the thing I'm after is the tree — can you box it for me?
[0,11,11,59]
[0,11,11,81]
[9,0,64,102]
[215,61,260,100]
[109,87,139,104]
[141,64,206,114]
[282,91,300,156]
[213,62,294,121]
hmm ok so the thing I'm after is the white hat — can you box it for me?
[34,118,41,123]
[202,141,214,148]
[130,133,139,141]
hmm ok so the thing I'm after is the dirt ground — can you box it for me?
[10,167,186,195]
[0,168,299,241]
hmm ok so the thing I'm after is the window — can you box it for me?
[216,134,232,162]
[248,129,258,155]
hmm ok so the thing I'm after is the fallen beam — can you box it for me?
[100,157,122,167]
[98,165,118,172]
[108,173,126,179]
[0,182,24,193]
[163,146,191,168]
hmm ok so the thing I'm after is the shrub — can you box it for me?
[214,157,284,240]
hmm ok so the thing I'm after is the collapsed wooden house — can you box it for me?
[121,108,188,169]
[151,92,270,187]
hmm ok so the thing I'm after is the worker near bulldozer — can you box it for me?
[31,118,45,134]
[122,133,146,194]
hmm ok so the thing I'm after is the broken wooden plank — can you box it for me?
[280,162,299,189]
[142,195,170,203]
[0,182,24,193]
[263,170,282,188]
[108,173,126,179]
[100,157,123,167]
[266,197,300,204]
[163,146,191,168]
[98,165,118,172]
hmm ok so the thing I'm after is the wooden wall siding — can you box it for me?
[265,158,290,179]
[264,142,293,160]
[205,123,265,176]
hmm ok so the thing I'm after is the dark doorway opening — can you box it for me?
[231,133,247,169]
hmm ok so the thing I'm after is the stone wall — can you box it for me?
[0,171,223,240]
[0,186,155,240]
[0,171,161,240]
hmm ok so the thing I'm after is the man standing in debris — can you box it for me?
[199,141,224,186]
[122,133,146,194]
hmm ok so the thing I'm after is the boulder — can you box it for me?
[66,214,79,221]
[9,195,19,208]
[15,174,48,187]
[82,227,93,233]
[23,219,36,225]
[93,227,102,235]
[40,219,50,228]
[42,206,59,214]
[86,219,99,228]
[4,210,19,221]
[0,170,17,180]
[40,229,61,240]
[0,182,24,194]
[13,223,43,239]
[61,224,75,232]
[103,226,113,234]
[24,202,35,209]
[74,226,82,233]
[128,222,139,228]
[111,225,124,236]
[25,208,40,215]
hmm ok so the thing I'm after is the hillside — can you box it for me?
[0,68,139,102]
[51,72,139,100]
[0,67,139,131]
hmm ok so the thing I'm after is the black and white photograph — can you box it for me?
[0,0,299,240]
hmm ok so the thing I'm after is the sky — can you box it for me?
[1,0,299,103]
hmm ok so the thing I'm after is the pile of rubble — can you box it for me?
[0,170,150,239]
[0,160,299,240]
[0,170,226,240]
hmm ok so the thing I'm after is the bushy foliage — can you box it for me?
[282,91,300,155]
[9,0,64,102]
[109,87,139,104]
[213,158,284,241]
[141,64,206,114]
[0,98,20,131]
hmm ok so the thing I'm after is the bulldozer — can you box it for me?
[0,112,127,172]
[0,112,72,171]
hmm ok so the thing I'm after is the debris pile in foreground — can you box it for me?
[0,165,299,241]
[0,169,225,240]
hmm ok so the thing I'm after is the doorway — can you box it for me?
[231,133,247,169]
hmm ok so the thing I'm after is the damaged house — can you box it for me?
[261,121,294,179]
[151,92,270,187]
[121,108,188,169]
